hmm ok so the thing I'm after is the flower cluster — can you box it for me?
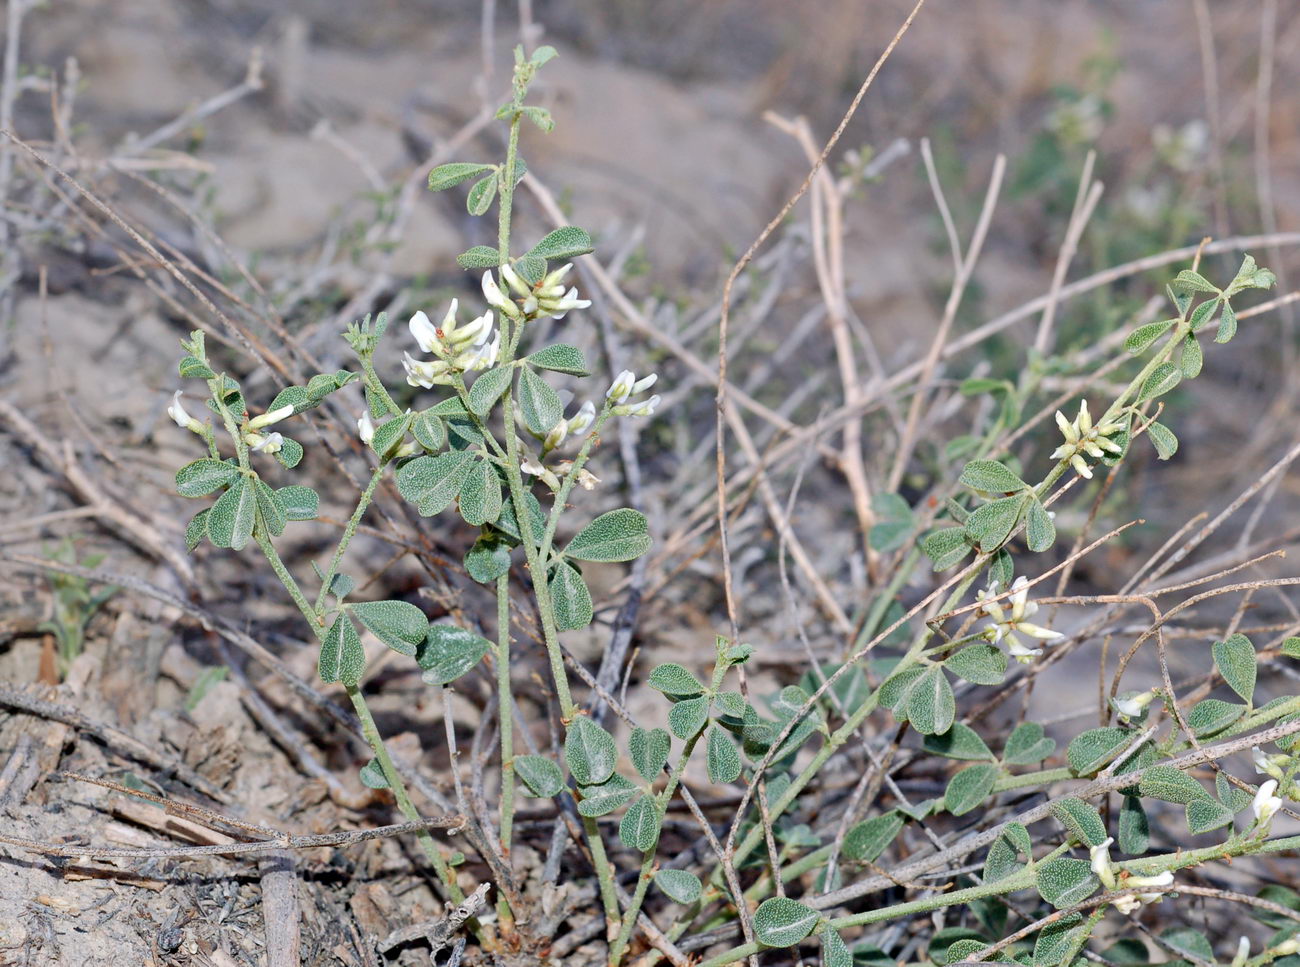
[403,300,500,388]
[1052,400,1124,479]
[606,369,659,417]
[486,264,590,322]
[977,576,1063,663]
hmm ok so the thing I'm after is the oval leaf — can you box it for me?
[619,794,661,852]
[753,896,819,948]
[655,869,702,905]
[565,716,618,786]
[565,508,652,563]
[417,624,490,685]
[514,754,564,797]
[350,600,428,657]
[176,458,238,498]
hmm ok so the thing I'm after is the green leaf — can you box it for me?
[753,896,819,948]
[412,410,447,452]
[1213,633,1257,703]
[1138,766,1210,804]
[520,105,554,132]
[944,644,1007,685]
[1185,796,1235,835]
[468,364,514,415]
[1050,796,1107,846]
[349,600,428,658]
[1181,333,1203,379]
[959,460,1027,493]
[515,254,547,285]
[945,763,998,816]
[564,717,618,786]
[655,869,702,905]
[906,667,955,736]
[924,722,995,761]
[1137,362,1181,402]
[668,695,710,740]
[319,614,365,685]
[329,573,355,601]
[1147,421,1179,460]
[185,509,209,551]
[1226,253,1277,294]
[628,727,671,782]
[370,412,413,459]
[878,665,925,713]
[464,536,511,583]
[277,485,318,521]
[941,939,991,967]
[822,928,853,967]
[1035,856,1099,909]
[428,162,495,191]
[176,458,238,498]
[1117,795,1149,853]
[417,624,491,685]
[274,437,304,469]
[550,561,594,630]
[458,458,503,527]
[868,493,914,554]
[989,548,1014,588]
[359,759,389,789]
[1124,318,1177,355]
[527,226,595,261]
[253,478,287,537]
[178,355,216,379]
[456,245,503,269]
[1186,698,1245,737]
[526,343,590,375]
[565,508,652,563]
[923,527,973,571]
[1171,269,1219,293]
[647,663,705,697]
[965,495,1027,553]
[1025,497,1055,553]
[517,367,564,435]
[1066,727,1133,775]
[495,490,545,546]
[1003,722,1056,765]
[577,774,639,816]
[206,477,256,551]
[396,451,475,517]
[514,754,564,797]
[983,834,1023,883]
[843,812,904,862]
[1283,637,1300,660]
[1215,299,1238,343]
[706,727,742,784]
[1249,885,1300,927]
[1161,928,1213,964]
[1189,297,1219,332]
[619,794,661,851]
[1033,913,1084,967]
[466,171,497,215]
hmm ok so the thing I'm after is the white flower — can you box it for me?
[408,308,442,354]
[247,404,294,431]
[543,420,569,452]
[607,370,636,402]
[1051,400,1124,479]
[1125,870,1174,891]
[1252,746,1289,781]
[1276,937,1300,957]
[357,410,375,445]
[1090,837,1116,890]
[403,352,454,388]
[482,271,522,319]
[1115,689,1157,721]
[537,285,591,321]
[566,400,596,437]
[615,394,660,418]
[247,431,284,454]
[1112,894,1141,915]
[978,576,1065,664]
[1231,937,1250,967]
[166,391,199,431]
[1252,779,1282,826]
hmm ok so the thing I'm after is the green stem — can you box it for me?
[496,572,516,854]
[313,459,389,615]
[253,529,462,901]
[362,356,404,418]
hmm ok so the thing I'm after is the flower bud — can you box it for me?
[167,391,202,432]
[409,308,441,354]
[1253,779,1282,826]
[566,400,596,436]
[482,271,521,319]
[357,410,375,445]
[248,404,295,430]
[607,370,635,403]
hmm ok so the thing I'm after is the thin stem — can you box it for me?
[313,459,389,615]
[496,572,516,853]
